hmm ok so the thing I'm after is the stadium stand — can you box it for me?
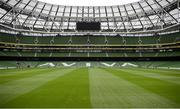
[0,32,179,45]
[0,0,179,61]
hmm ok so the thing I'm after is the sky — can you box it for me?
[38,0,140,6]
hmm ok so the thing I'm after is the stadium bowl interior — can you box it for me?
[0,0,180,108]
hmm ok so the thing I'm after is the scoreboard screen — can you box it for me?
[76,22,101,31]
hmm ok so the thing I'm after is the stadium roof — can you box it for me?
[38,0,140,6]
[0,0,179,35]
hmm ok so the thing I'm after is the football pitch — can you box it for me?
[0,67,180,108]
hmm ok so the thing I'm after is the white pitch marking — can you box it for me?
[121,63,138,67]
[39,63,55,67]
[86,63,91,67]
[101,63,116,67]
[0,67,16,69]
[62,63,76,67]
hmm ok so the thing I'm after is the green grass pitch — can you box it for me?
[0,67,180,108]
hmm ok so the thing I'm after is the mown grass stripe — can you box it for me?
[90,68,178,108]
[0,68,62,84]
[2,68,91,108]
[104,68,180,107]
[135,68,180,77]
[0,68,47,76]
[0,68,75,107]
[122,68,180,85]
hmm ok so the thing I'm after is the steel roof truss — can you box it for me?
[111,6,118,31]
[117,6,126,31]
[43,4,53,31]
[32,3,46,30]
[67,6,72,29]
[131,4,144,30]
[105,6,110,30]
[124,5,134,32]
[59,6,66,31]
[138,2,155,28]
[0,0,22,21]
[21,1,39,27]
[154,0,178,23]
[145,0,166,25]
[50,6,60,31]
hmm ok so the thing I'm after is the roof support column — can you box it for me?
[117,6,126,32]
[67,6,72,29]
[50,6,59,31]
[105,7,110,30]
[98,7,101,31]
[12,7,16,29]
[111,6,118,31]
[124,5,134,32]
[160,12,165,30]
[93,7,95,21]
[131,4,144,30]
[43,5,53,32]
[59,6,66,31]
[178,0,180,31]
[76,6,79,22]
[82,6,84,21]
[178,0,180,23]
[88,7,89,21]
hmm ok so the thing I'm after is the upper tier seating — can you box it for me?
[1,51,180,57]
[0,32,179,45]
